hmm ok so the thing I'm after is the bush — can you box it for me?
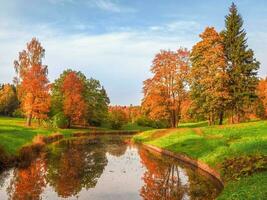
[53,112,69,128]
[12,108,23,118]
[136,116,169,129]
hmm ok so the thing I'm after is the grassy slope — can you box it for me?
[133,120,267,200]
[122,122,153,132]
[0,116,90,155]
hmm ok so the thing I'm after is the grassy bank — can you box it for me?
[0,117,90,155]
[0,116,149,156]
[133,120,267,200]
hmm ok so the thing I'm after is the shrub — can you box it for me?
[12,108,23,118]
[136,116,169,128]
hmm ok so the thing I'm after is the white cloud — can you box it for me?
[148,20,201,36]
[0,20,196,105]
[87,0,136,13]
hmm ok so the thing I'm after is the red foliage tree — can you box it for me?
[61,72,87,127]
[14,38,50,126]
[142,48,190,127]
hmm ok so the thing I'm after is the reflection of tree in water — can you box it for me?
[46,139,108,198]
[139,148,186,200]
[105,136,128,157]
[7,156,46,200]
[139,148,221,200]
[186,169,221,200]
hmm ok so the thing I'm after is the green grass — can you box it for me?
[178,121,209,128]
[217,171,267,200]
[0,116,90,155]
[0,116,150,155]
[122,122,153,131]
[133,120,267,200]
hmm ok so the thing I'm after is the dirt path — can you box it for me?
[151,129,175,139]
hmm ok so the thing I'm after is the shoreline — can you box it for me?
[141,143,224,188]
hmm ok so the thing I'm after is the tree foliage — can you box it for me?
[190,27,230,125]
[51,69,109,128]
[256,77,267,118]
[142,48,190,127]
[0,84,19,116]
[14,38,50,126]
[108,106,128,129]
[61,71,87,127]
[221,3,259,123]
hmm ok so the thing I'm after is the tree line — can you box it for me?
[0,3,266,129]
[141,3,266,127]
[0,38,110,128]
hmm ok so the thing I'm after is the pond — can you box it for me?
[0,135,222,200]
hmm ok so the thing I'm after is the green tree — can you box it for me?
[221,3,259,123]
[85,78,110,126]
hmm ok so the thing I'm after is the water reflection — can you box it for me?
[0,135,221,199]
[7,157,46,200]
[139,148,220,200]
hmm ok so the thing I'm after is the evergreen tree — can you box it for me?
[222,3,259,122]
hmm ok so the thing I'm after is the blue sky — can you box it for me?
[0,0,266,105]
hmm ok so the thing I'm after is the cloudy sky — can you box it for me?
[0,0,266,105]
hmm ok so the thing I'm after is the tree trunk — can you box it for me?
[219,110,224,125]
[171,110,176,128]
[67,119,71,128]
[26,113,32,126]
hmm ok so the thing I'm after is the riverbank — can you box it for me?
[0,116,149,169]
[133,120,267,200]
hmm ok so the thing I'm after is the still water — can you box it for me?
[0,135,222,199]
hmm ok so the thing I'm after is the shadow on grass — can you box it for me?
[179,121,208,128]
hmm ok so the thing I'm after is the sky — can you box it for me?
[0,0,266,105]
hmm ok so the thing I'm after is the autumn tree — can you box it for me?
[108,106,128,129]
[61,71,87,128]
[14,38,50,126]
[256,77,267,118]
[8,157,46,200]
[222,3,259,123]
[0,84,19,116]
[142,48,190,127]
[190,27,230,125]
[51,70,109,128]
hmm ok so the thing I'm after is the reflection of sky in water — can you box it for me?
[76,147,146,200]
[0,170,13,199]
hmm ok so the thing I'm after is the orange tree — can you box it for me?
[51,70,109,128]
[61,71,87,128]
[256,77,267,118]
[190,27,229,125]
[0,84,19,116]
[142,48,190,127]
[14,38,50,126]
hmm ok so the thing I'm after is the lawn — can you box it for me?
[0,116,90,155]
[133,120,267,200]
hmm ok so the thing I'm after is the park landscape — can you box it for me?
[0,1,266,200]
